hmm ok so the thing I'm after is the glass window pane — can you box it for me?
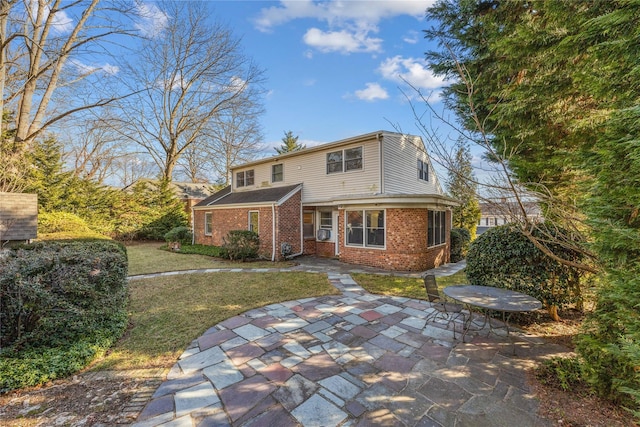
[249,211,259,233]
[236,171,245,187]
[345,147,362,171]
[320,211,332,229]
[346,211,363,245]
[366,210,384,247]
[246,169,254,186]
[327,151,343,174]
[303,211,314,238]
[205,213,212,235]
[272,164,283,182]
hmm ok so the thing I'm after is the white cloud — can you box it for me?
[254,0,429,32]
[403,30,420,44]
[70,59,119,76]
[303,28,382,54]
[135,2,169,38]
[254,1,433,55]
[354,82,389,102]
[378,55,444,90]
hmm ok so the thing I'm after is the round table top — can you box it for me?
[443,285,542,313]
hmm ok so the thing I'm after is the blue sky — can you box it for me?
[206,0,444,153]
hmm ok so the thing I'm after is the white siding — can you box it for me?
[381,134,444,195]
[233,138,382,203]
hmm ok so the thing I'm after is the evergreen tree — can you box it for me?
[446,141,481,238]
[426,0,640,410]
[275,131,305,154]
[25,137,73,212]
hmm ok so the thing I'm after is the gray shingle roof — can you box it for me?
[195,184,301,207]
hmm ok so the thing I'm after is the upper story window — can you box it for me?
[272,164,283,182]
[236,169,254,187]
[418,159,429,182]
[327,146,363,174]
[428,210,446,247]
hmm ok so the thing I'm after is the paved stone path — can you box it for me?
[131,261,570,427]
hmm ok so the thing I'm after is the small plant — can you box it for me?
[537,356,586,392]
[164,226,193,245]
[222,230,259,261]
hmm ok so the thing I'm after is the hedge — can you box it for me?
[0,240,128,392]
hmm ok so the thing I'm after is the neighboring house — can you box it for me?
[193,131,458,271]
[477,200,541,234]
[0,192,38,244]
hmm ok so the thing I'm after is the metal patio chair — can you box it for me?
[423,274,465,339]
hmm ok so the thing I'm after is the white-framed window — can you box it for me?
[428,210,446,247]
[204,212,212,236]
[346,209,385,248]
[272,164,283,182]
[418,159,429,182]
[303,210,314,238]
[327,146,363,174]
[319,211,332,230]
[236,169,254,187]
[249,211,259,233]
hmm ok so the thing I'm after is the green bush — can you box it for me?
[450,227,471,262]
[164,226,193,245]
[222,230,259,261]
[465,224,586,310]
[536,356,586,392]
[0,240,128,392]
[38,211,92,233]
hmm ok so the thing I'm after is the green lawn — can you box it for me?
[352,271,468,301]
[126,241,295,276]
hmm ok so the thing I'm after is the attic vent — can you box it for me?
[317,229,331,241]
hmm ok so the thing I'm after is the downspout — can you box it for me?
[272,203,276,261]
[191,206,195,245]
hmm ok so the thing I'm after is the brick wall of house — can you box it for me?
[274,192,301,260]
[194,206,273,258]
[0,192,38,241]
[316,241,335,258]
[337,208,451,271]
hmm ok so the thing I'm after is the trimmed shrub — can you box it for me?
[465,224,586,313]
[222,230,259,261]
[0,240,128,392]
[164,226,193,245]
[450,227,471,262]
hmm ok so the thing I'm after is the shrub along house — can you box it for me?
[192,131,458,271]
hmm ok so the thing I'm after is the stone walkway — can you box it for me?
[131,260,570,427]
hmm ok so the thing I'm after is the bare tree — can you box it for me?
[0,0,135,152]
[113,0,265,182]
[64,114,124,183]
[111,152,156,188]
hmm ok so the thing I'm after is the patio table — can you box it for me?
[443,285,542,350]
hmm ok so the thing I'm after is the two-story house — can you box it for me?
[192,130,458,271]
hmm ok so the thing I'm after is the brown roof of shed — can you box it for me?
[195,184,302,207]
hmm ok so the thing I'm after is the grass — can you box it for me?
[352,270,468,301]
[126,241,295,276]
